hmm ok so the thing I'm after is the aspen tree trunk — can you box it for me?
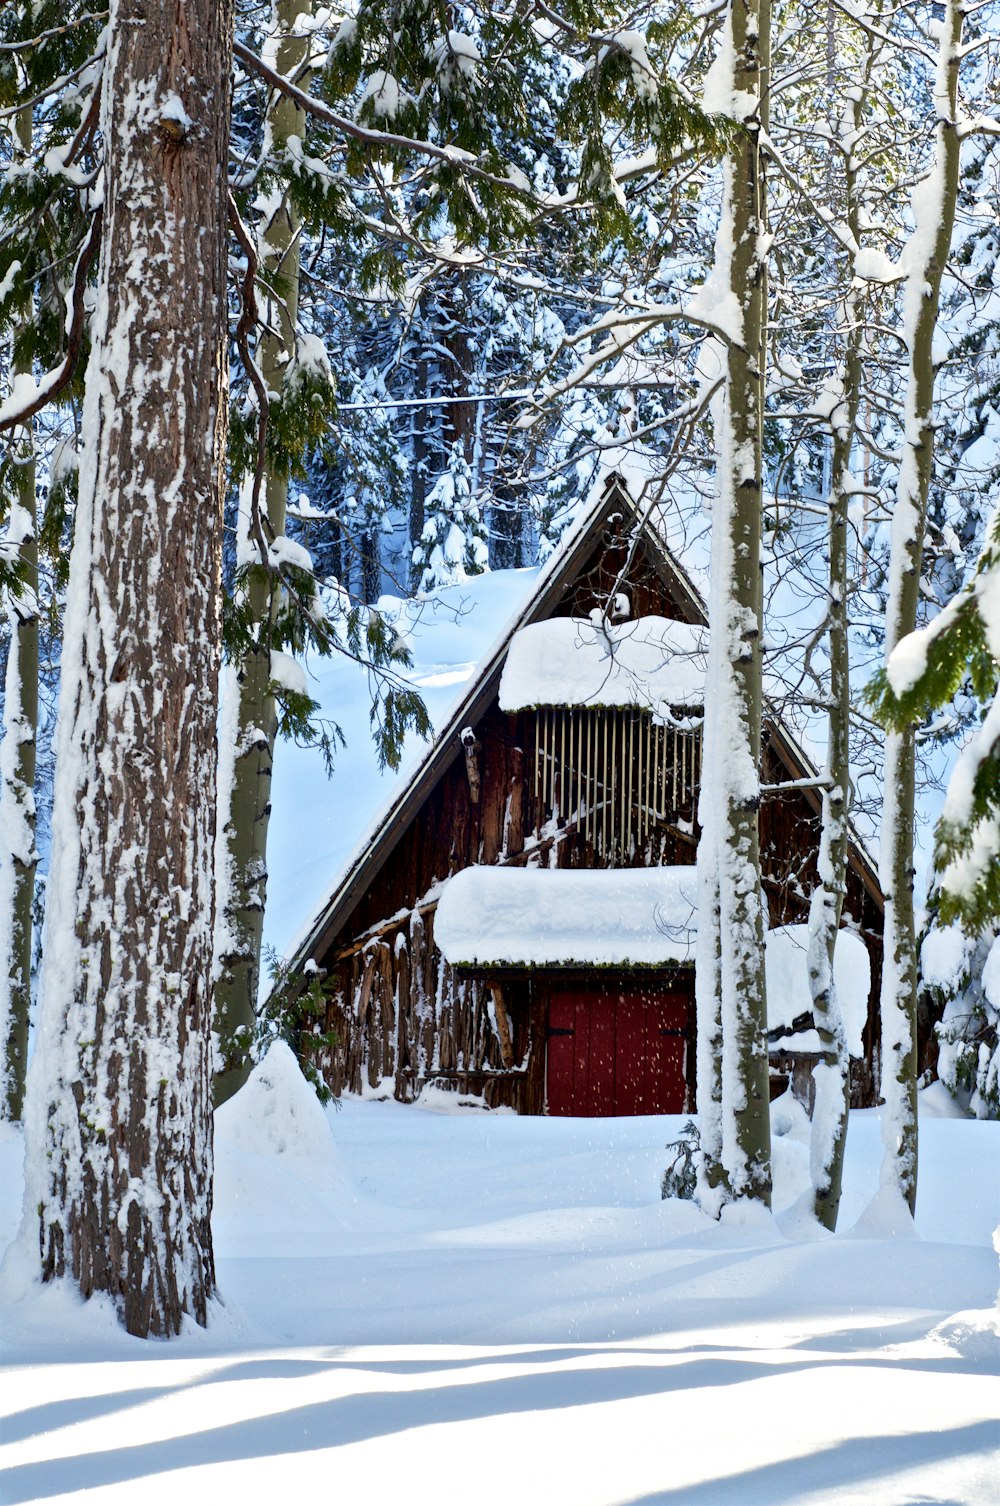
[0,105,38,1121]
[878,0,963,1215]
[807,25,873,1230]
[694,853,728,1209]
[696,0,773,1207]
[23,0,231,1336]
[807,360,855,1227]
[214,0,311,1105]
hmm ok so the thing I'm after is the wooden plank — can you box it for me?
[504,746,525,857]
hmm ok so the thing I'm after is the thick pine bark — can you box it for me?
[24,0,231,1336]
[214,0,310,1105]
[696,0,772,1207]
[879,0,962,1216]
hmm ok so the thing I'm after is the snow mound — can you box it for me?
[765,924,870,1055]
[929,1309,1000,1371]
[214,1040,334,1160]
[848,1180,919,1240]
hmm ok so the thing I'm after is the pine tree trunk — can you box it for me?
[878,0,963,1216]
[698,0,773,1206]
[24,0,231,1337]
[214,0,310,1105]
[0,108,38,1121]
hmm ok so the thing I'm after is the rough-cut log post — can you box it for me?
[462,728,481,804]
[504,747,525,857]
[23,0,232,1337]
[489,982,515,1069]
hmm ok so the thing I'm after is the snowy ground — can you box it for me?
[1,1052,997,1506]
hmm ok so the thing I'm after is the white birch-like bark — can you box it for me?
[878,0,964,1217]
[696,0,773,1208]
[806,9,882,1231]
[18,0,232,1337]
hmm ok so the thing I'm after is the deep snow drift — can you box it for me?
[0,1048,997,1505]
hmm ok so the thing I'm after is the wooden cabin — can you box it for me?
[290,477,886,1115]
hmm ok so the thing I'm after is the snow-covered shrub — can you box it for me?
[661,1119,699,1200]
[922,922,999,1118]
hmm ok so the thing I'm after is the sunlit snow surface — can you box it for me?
[1,1053,997,1506]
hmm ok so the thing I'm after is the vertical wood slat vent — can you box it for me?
[532,707,701,863]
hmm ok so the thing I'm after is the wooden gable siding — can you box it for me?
[304,513,883,1113]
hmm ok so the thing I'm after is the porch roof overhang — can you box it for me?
[436,865,699,970]
[436,866,871,1056]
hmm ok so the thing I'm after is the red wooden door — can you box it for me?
[547,990,687,1116]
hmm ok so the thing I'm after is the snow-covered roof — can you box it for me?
[498,615,706,715]
[436,869,871,1056]
[435,865,699,968]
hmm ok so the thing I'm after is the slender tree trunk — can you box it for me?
[214,0,310,1105]
[0,444,37,1126]
[0,110,38,1120]
[23,0,231,1337]
[807,31,875,1230]
[694,848,729,1211]
[697,0,773,1206]
[878,0,963,1215]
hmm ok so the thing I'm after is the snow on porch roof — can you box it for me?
[435,868,871,1055]
[436,865,699,969]
[498,615,706,716]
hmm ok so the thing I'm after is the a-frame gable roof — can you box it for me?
[291,474,881,970]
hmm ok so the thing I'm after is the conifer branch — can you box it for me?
[233,39,534,197]
[0,208,102,434]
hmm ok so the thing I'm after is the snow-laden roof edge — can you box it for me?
[436,865,699,968]
[499,616,707,713]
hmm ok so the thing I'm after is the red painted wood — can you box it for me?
[615,994,644,1114]
[590,1001,615,1117]
[547,992,576,1116]
[547,990,687,1116]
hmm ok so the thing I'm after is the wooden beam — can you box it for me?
[489,981,515,1068]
